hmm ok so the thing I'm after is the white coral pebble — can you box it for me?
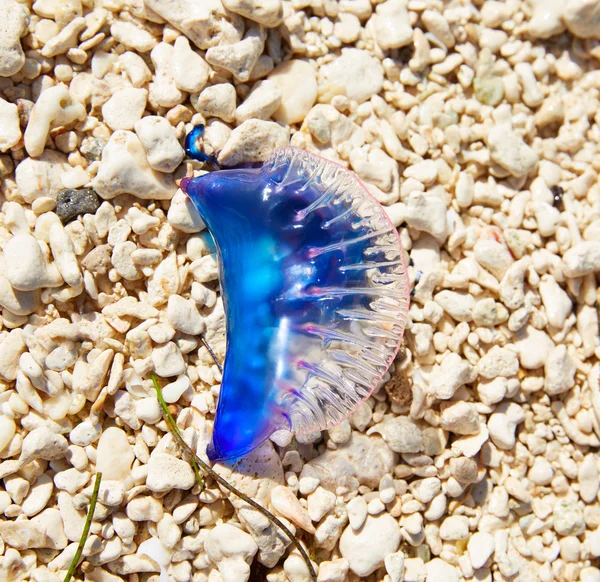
[24,85,86,158]
[4,234,63,291]
[268,60,318,125]
[0,97,21,152]
[204,523,258,582]
[488,402,525,450]
[0,0,28,77]
[133,115,184,174]
[102,88,148,131]
[146,453,196,492]
[171,36,210,94]
[562,242,600,277]
[339,514,401,577]
[369,0,412,50]
[20,427,68,465]
[92,130,177,200]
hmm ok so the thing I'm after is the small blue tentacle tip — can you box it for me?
[182,148,410,461]
[184,124,221,168]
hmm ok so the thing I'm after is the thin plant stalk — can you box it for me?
[151,374,317,582]
[63,472,102,582]
[200,333,223,374]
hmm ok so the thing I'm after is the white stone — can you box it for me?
[144,0,244,50]
[0,519,47,550]
[49,223,83,288]
[404,160,438,185]
[346,495,368,531]
[222,0,283,27]
[554,498,585,536]
[440,515,469,541]
[579,455,599,503]
[478,377,508,406]
[205,523,258,582]
[582,567,600,582]
[539,275,572,329]
[20,427,68,465]
[152,42,186,107]
[167,189,205,233]
[24,85,86,158]
[385,553,405,582]
[147,453,196,492]
[434,290,475,322]
[528,0,564,38]
[167,294,205,336]
[369,416,423,453]
[194,83,237,123]
[119,51,153,88]
[425,558,459,582]
[110,20,157,53]
[515,326,554,369]
[339,514,401,577]
[0,329,26,381]
[4,234,63,291]
[428,353,476,399]
[152,342,186,377]
[487,126,538,178]
[369,0,412,50]
[477,346,519,379]
[488,402,525,450]
[218,119,289,166]
[21,473,53,517]
[404,193,448,240]
[172,36,210,94]
[563,0,600,39]
[319,48,384,104]
[135,397,163,424]
[301,433,395,491]
[562,242,600,277]
[148,252,180,307]
[102,88,148,131]
[307,487,336,523]
[410,478,441,504]
[0,98,21,152]
[161,375,191,404]
[40,16,86,58]
[528,457,555,485]
[93,130,177,200]
[126,495,164,523]
[70,421,101,447]
[545,345,576,395]
[96,427,135,482]
[235,80,282,124]
[468,532,494,569]
[334,13,361,44]
[14,151,70,203]
[440,402,480,435]
[533,201,560,236]
[474,239,513,279]
[205,26,264,82]
[268,60,318,125]
[0,414,15,455]
[0,0,28,77]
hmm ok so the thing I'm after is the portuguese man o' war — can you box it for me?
[181,147,410,462]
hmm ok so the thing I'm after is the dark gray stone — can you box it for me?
[56,188,101,224]
[80,137,105,161]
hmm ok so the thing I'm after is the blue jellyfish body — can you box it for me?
[182,147,410,461]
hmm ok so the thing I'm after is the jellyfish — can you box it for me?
[181,147,410,461]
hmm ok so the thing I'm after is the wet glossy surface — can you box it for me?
[182,147,409,461]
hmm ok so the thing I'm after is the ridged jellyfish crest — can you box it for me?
[183,147,410,461]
